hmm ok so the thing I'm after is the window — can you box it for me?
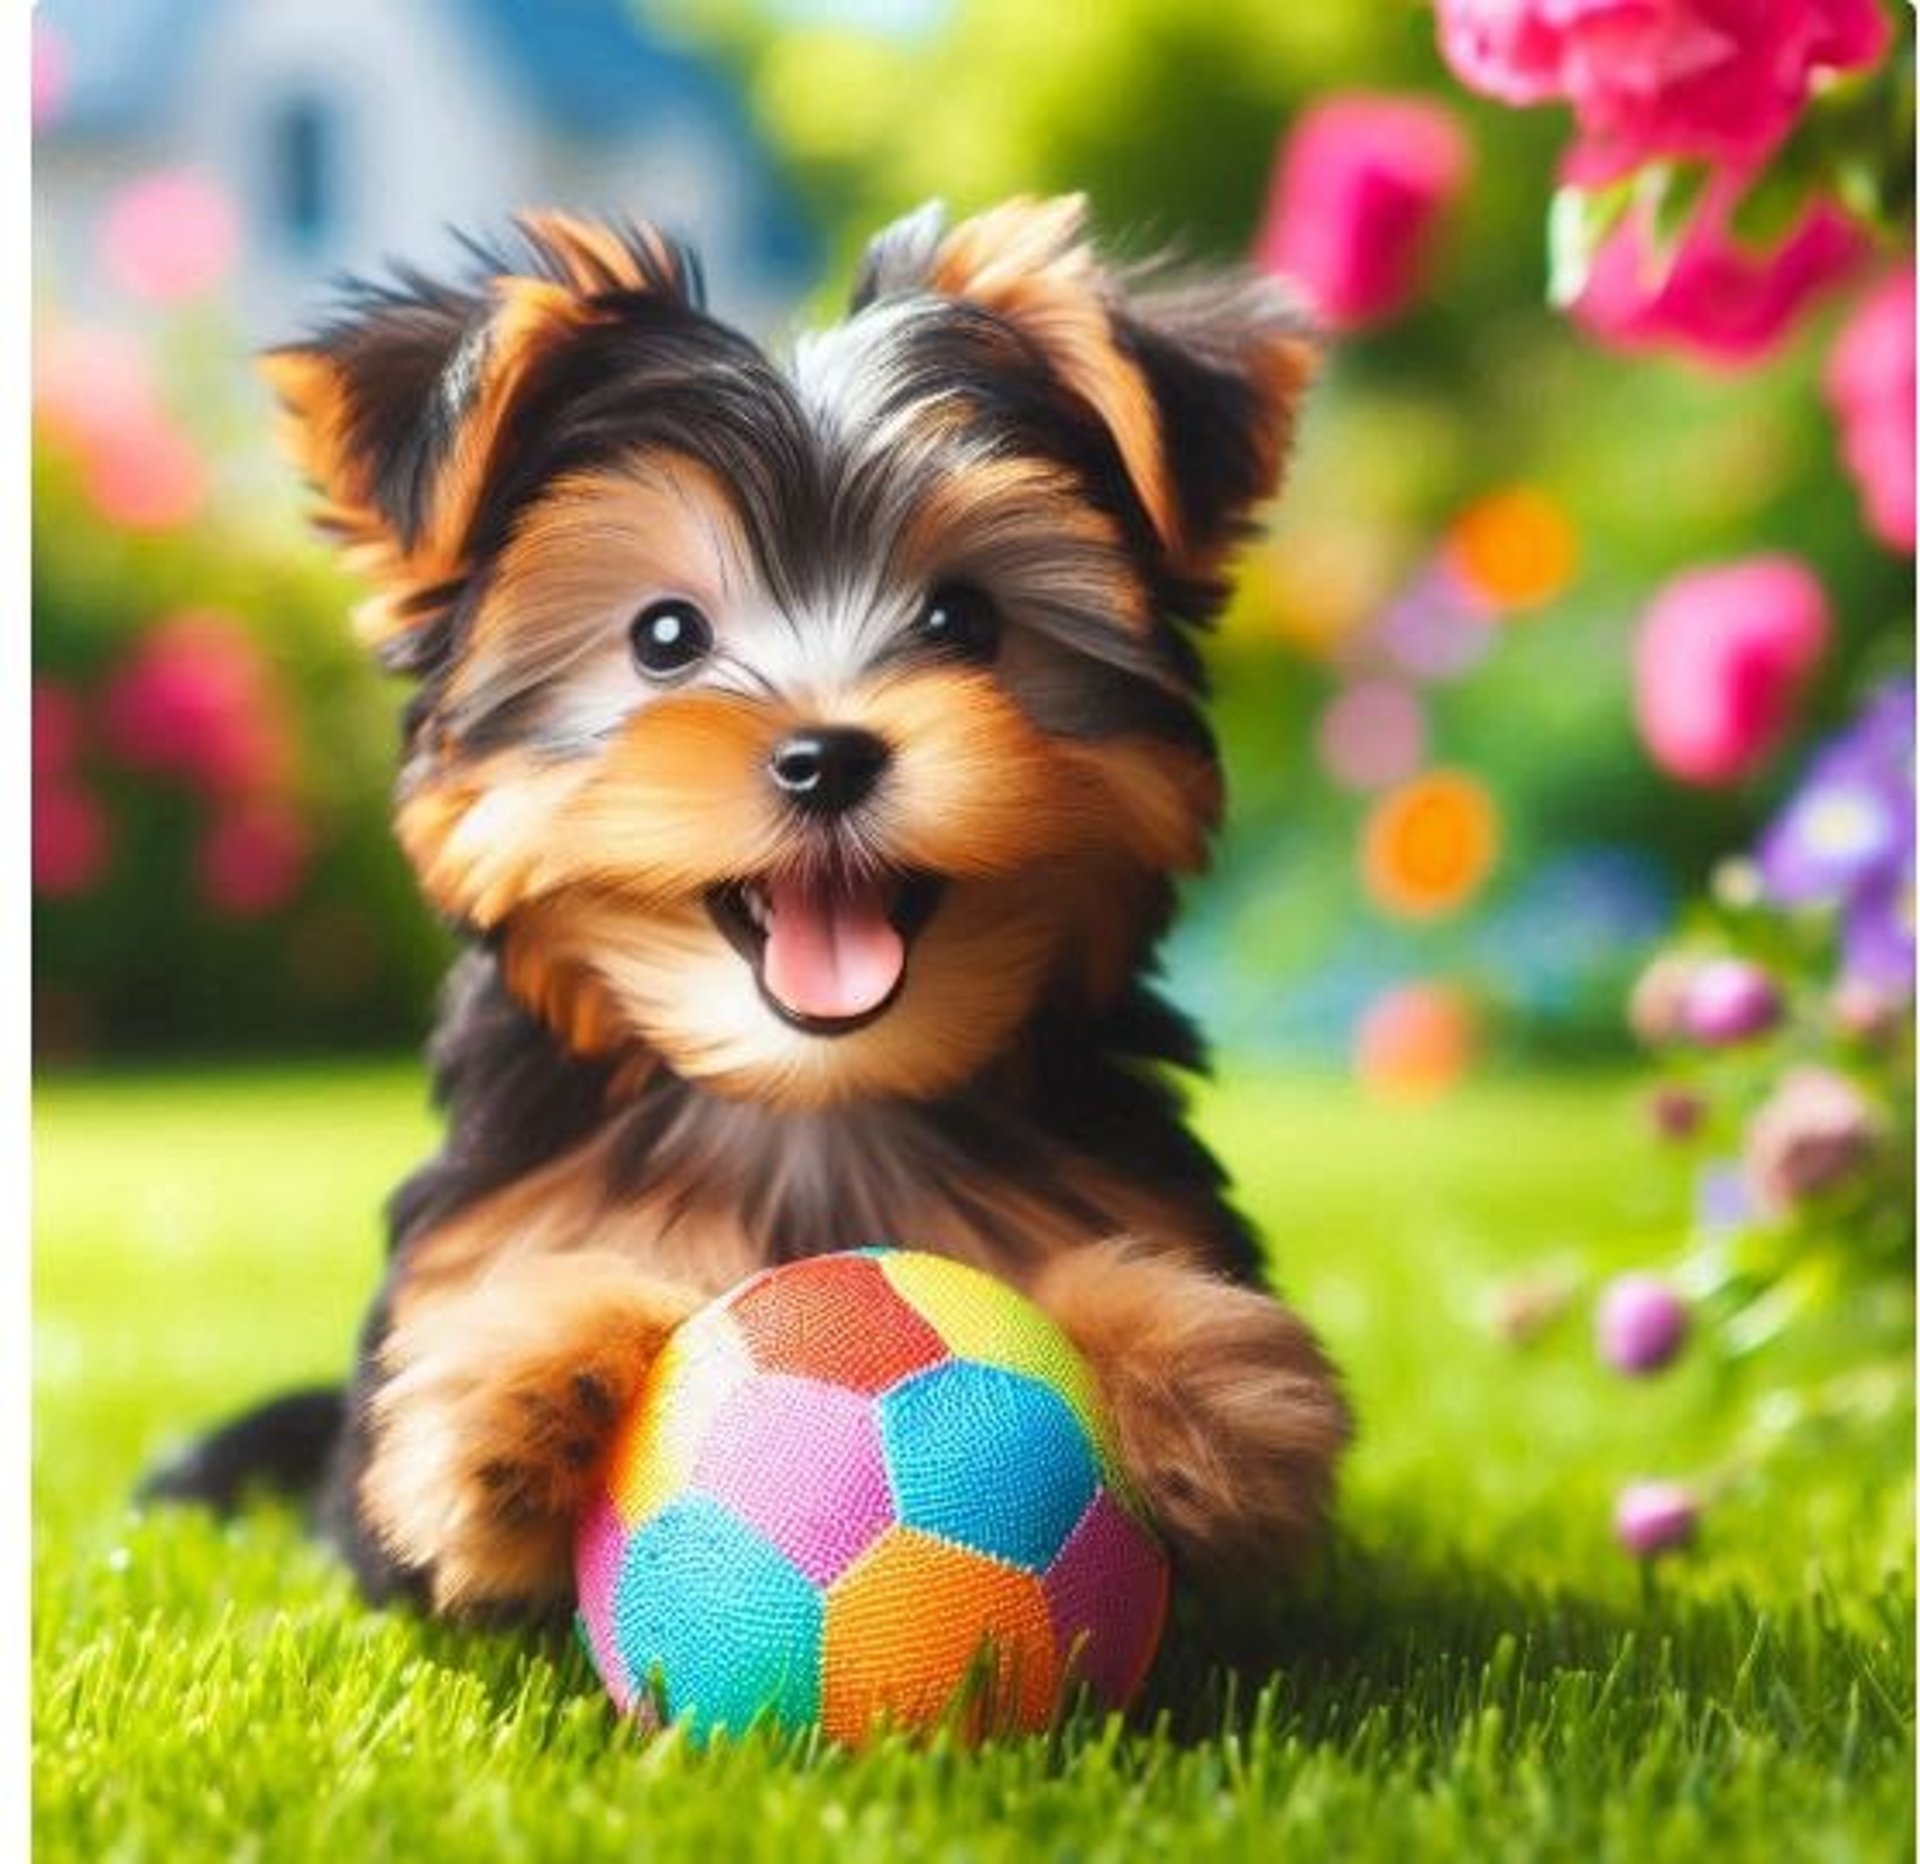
[268,93,337,253]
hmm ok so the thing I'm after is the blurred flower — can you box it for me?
[1633,555,1829,784]
[32,19,69,133]
[82,413,208,533]
[1371,560,1495,681]
[98,170,240,306]
[1445,485,1579,613]
[33,326,161,452]
[1255,93,1472,329]
[1487,1270,1576,1344]
[33,782,111,898]
[199,801,312,918]
[1628,951,1703,1045]
[1841,876,1914,999]
[1361,770,1500,919]
[1316,680,1428,792]
[1695,1158,1758,1235]
[1354,981,1478,1104]
[1646,1081,1708,1140]
[1825,267,1916,553]
[1828,976,1908,1043]
[33,681,86,780]
[1574,178,1869,367]
[1679,957,1782,1044]
[1435,0,1889,181]
[101,613,292,795]
[1597,1272,1691,1373]
[1744,1064,1883,1212]
[1614,1479,1699,1557]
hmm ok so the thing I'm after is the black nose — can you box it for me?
[768,727,891,814]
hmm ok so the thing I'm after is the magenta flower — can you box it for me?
[1614,1480,1699,1556]
[1597,1272,1691,1373]
[1825,267,1915,553]
[1680,958,1783,1043]
[199,802,312,918]
[1255,94,1472,330]
[1744,1064,1883,1212]
[98,171,240,306]
[101,613,290,796]
[1436,0,1890,181]
[32,681,85,780]
[81,412,208,533]
[1633,555,1829,785]
[1574,177,1869,368]
[33,781,111,898]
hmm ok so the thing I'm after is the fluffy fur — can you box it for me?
[150,196,1350,1618]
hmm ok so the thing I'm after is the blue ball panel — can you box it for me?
[611,1495,823,1736]
[879,1360,1098,1572]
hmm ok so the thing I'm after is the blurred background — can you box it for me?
[29,0,1913,1084]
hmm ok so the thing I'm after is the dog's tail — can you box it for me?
[137,1387,345,1512]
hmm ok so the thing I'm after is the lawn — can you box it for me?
[33,1062,1915,1861]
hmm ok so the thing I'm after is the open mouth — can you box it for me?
[706,870,944,1036]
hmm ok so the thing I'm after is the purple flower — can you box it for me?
[1679,959,1782,1044]
[1614,1481,1699,1558]
[1597,1274,1691,1374]
[1695,1160,1757,1236]
[1842,875,1915,1000]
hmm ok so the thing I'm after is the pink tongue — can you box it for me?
[762,877,905,1023]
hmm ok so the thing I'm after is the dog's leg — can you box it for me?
[359,1251,703,1616]
[1029,1238,1351,1580]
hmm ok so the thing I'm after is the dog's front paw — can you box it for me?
[363,1253,701,1615]
[1031,1240,1351,1580]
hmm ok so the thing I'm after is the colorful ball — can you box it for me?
[574,1249,1168,1744]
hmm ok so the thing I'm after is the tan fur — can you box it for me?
[366,1251,707,1612]
[929,197,1180,558]
[1029,1239,1351,1575]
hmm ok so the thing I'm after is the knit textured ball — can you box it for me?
[575,1249,1168,1744]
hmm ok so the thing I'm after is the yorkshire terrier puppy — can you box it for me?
[151,196,1350,1618]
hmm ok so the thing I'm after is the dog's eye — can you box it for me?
[916,583,1000,662]
[629,600,713,679]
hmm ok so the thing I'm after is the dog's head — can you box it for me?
[268,198,1312,1108]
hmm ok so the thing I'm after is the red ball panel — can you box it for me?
[727,1254,949,1393]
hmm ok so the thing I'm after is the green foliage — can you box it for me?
[33,1064,1915,1857]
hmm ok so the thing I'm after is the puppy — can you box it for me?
[151,196,1350,1619]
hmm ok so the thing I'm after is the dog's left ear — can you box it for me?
[853,195,1317,582]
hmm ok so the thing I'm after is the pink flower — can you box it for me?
[1679,957,1783,1043]
[33,326,161,452]
[81,412,208,532]
[1437,0,1890,180]
[32,19,69,134]
[33,781,111,898]
[1575,176,1869,367]
[33,681,86,779]
[1743,1064,1882,1211]
[101,613,291,795]
[1614,1479,1699,1556]
[199,802,312,917]
[1633,555,1829,784]
[98,171,240,306]
[1825,267,1915,553]
[1597,1273,1690,1373]
[1255,95,1472,329]
[1317,681,1429,792]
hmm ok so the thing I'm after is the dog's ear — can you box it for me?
[262,212,701,669]
[852,195,1317,583]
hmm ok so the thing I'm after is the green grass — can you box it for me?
[34,1062,1915,1861]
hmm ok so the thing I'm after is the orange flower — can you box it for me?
[1447,486,1577,613]
[1361,769,1500,918]
[1354,982,1477,1105]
